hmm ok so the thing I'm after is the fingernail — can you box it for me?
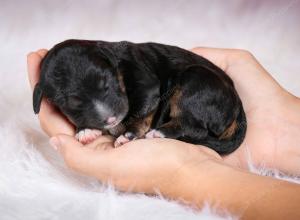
[49,137,60,151]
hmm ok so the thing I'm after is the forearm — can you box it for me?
[164,159,300,219]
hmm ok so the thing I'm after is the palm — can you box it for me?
[196,49,300,174]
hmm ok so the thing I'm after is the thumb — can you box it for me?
[190,47,230,71]
[50,134,82,151]
[49,134,97,173]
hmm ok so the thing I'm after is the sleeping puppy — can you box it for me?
[33,39,247,155]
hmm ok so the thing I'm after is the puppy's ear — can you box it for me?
[33,83,43,114]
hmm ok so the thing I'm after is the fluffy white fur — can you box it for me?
[0,0,299,219]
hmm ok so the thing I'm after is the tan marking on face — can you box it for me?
[117,71,126,93]
[219,120,237,140]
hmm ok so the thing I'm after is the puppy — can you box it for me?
[33,40,247,154]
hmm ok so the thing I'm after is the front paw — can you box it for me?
[124,131,137,140]
[114,135,130,147]
[75,129,102,144]
[145,129,165,139]
[114,132,137,147]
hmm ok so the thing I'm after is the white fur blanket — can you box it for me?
[0,0,299,219]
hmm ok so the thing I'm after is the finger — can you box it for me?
[37,95,75,136]
[27,50,75,137]
[94,141,114,151]
[86,135,115,150]
[39,106,75,136]
[190,47,230,71]
[36,49,48,58]
[27,49,48,90]
[51,134,105,173]
[53,134,122,179]
[27,50,75,136]
[27,52,43,89]
[190,47,261,74]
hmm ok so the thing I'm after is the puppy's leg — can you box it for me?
[76,128,102,145]
[149,66,243,153]
[128,111,155,137]
[115,112,155,147]
[146,119,181,139]
[146,118,209,143]
[115,75,160,146]
[146,86,182,139]
[146,85,209,142]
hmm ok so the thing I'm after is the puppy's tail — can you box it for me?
[202,106,247,155]
[33,83,43,114]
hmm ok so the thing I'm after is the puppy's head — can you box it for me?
[33,40,129,130]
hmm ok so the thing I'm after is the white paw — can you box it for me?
[114,135,130,147]
[124,132,137,140]
[145,129,165,139]
[75,129,102,144]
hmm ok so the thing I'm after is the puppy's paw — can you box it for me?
[145,129,165,139]
[114,135,130,147]
[75,129,102,145]
[124,132,137,140]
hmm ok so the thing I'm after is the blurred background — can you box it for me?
[0,1,299,219]
[1,0,299,98]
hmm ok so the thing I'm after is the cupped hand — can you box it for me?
[27,49,75,136]
[49,134,221,194]
[27,46,300,186]
[27,49,221,195]
[191,48,300,174]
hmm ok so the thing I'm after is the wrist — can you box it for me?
[164,156,300,220]
[178,159,231,204]
[162,156,250,214]
[161,155,227,206]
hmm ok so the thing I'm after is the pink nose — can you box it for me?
[107,116,117,124]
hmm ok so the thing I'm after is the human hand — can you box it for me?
[27,47,300,177]
[191,48,300,174]
[27,49,75,137]
[27,49,221,195]
[48,134,221,195]
[27,48,300,217]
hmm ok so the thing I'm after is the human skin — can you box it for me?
[190,48,300,175]
[27,48,300,219]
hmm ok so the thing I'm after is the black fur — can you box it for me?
[33,39,247,154]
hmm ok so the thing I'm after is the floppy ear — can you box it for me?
[33,83,43,114]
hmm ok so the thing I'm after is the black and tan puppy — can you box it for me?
[33,40,246,154]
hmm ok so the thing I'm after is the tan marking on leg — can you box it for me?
[159,119,180,129]
[219,120,237,140]
[128,111,156,137]
[170,87,182,118]
[117,71,126,93]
